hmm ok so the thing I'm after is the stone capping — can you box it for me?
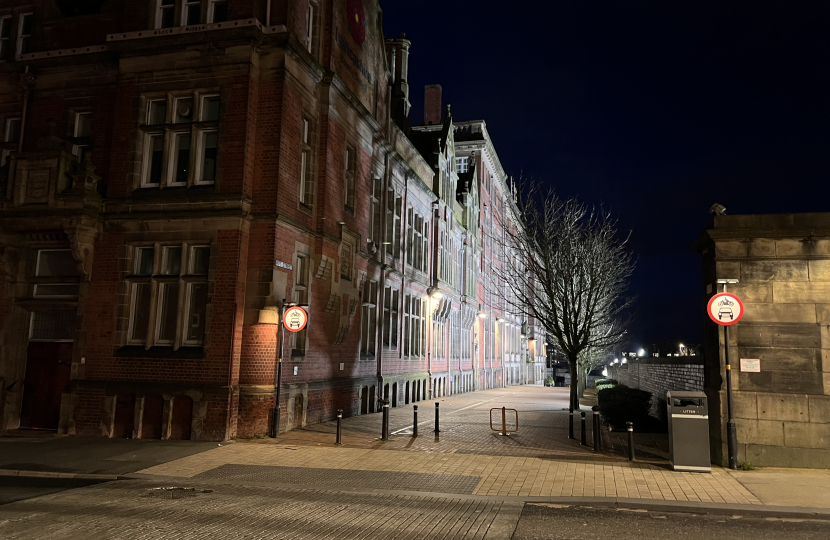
[14,20,291,62]
[106,20,288,42]
[627,357,704,366]
[17,45,109,61]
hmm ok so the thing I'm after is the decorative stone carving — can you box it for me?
[25,170,50,203]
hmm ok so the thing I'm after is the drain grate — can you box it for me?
[193,464,482,494]
[145,487,213,499]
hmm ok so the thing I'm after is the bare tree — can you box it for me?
[488,184,634,436]
[577,345,611,398]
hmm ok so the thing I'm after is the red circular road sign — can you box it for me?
[707,293,744,326]
[283,306,308,333]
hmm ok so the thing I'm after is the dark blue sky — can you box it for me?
[382,0,830,347]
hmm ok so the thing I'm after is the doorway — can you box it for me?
[19,342,72,430]
[360,386,368,415]
[293,394,304,429]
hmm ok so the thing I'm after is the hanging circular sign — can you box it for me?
[347,0,366,45]
[283,306,308,333]
[707,293,744,326]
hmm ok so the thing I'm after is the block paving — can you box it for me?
[138,387,762,505]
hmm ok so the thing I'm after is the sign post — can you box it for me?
[708,284,744,470]
[272,304,309,438]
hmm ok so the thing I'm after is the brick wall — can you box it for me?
[608,358,704,419]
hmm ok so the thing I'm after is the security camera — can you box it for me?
[709,203,727,216]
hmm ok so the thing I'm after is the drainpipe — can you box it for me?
[17,67,34,155]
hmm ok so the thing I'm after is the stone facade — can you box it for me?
[695,213,830,468]
[0,0,543,441]
[608,358,705,420]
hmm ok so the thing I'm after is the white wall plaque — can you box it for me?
[740,358,761,373]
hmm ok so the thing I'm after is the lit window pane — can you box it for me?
[157,283,180,342]
[172,133,191,185]
[36,250,79,277]
[148,100,167,125]
[201,96,220,121]
[201,132,218,183]
[163,247,182,275]
[135,247,154,275]
[186,283,208,342]
[130,283,151,341]
[189,246,209,275]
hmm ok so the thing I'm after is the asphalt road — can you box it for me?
[0,476,109,505]
[513,504,830,540]
[0,435,218,475]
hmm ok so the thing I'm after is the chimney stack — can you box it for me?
[386,33,412,129]
[424,84,442,125]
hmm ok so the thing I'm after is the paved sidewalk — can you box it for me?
[139,443,763,504]
[4,385,829,515]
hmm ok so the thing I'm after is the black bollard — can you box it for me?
[580,411,587,446]
[335,409,343,446]
[413,405,418,436]
[592,408,600,453]
[434,402,440,433]
[568,407,575,439]
[627,421,635,461]
[381,399,390,441]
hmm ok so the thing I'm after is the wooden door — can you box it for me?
[20,342,73,430]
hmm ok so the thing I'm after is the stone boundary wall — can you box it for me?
[608,359,704,419]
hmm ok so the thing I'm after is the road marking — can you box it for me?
[390,393,516,435]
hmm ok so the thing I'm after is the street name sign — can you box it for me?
[283,306,308,332]
[275,260,293,271]
[707,292,744,326]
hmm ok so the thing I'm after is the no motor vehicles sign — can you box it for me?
[707,293,744,326]
[283,306,308,332]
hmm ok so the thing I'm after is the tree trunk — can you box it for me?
[568,355,579,410]
[577,367,587,399]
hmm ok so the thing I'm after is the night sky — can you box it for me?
[382,0,830,348]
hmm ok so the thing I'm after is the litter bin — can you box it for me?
[667,390,711,472]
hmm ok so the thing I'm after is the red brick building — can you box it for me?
[0,0,545,441]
